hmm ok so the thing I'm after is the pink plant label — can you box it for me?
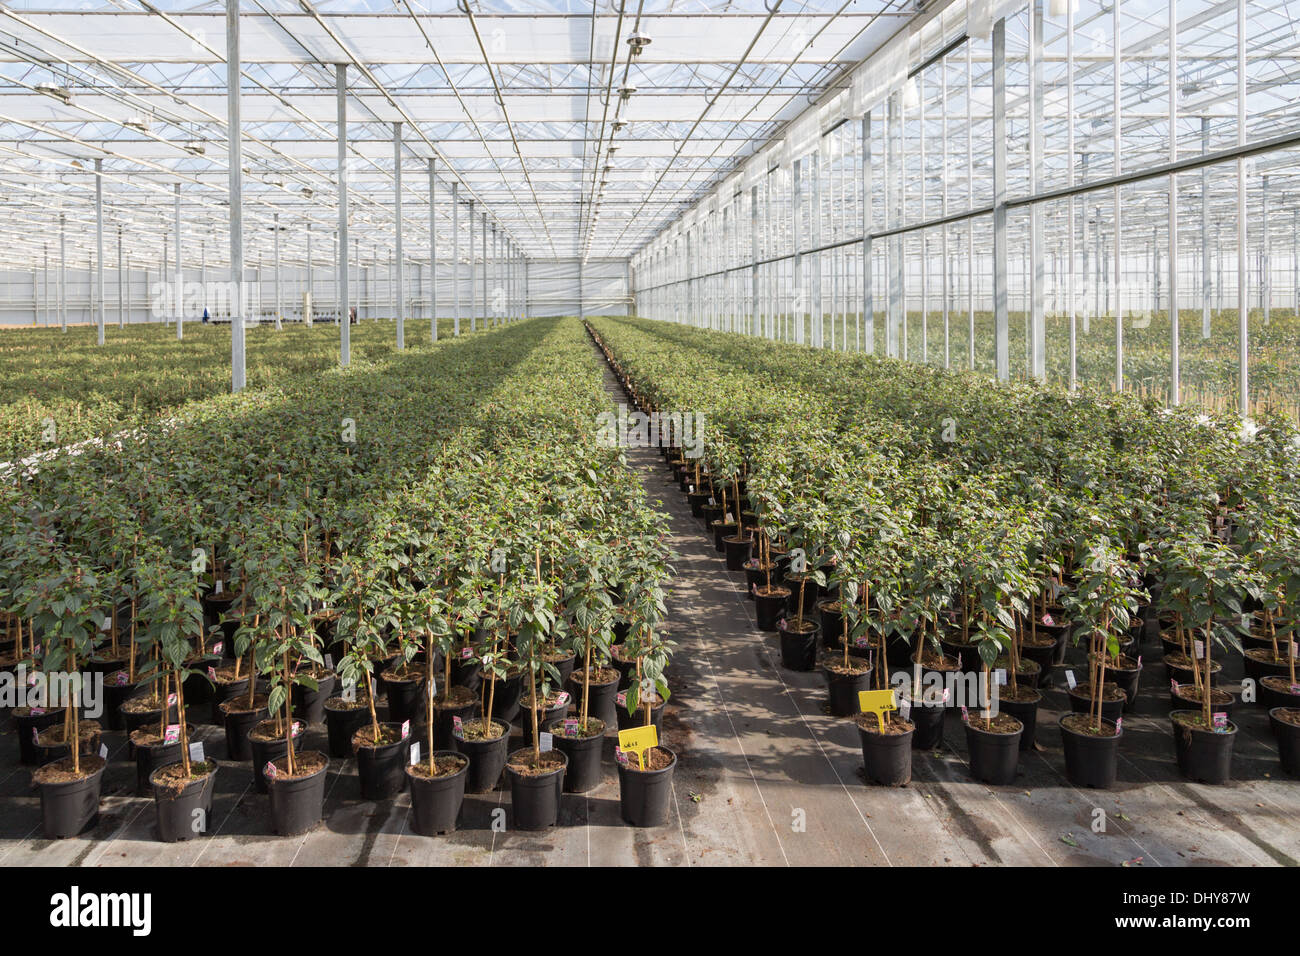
[212,642,223,655]
[960,706,970,723]
[1115,718,1123,734]
[207,667,217,680]
[1170,679,1179,692]
[554,692,570,706]
[29,708,43,716]
[452,716,463,736]
[167,693,177,707]
[563,719,579,736]
[264,761,277,779]
[616,692,626,707]
[401,720,410,740]
[164,724,180,744]
[292,721,303,737]
[614,747,628,766]
[461,648,472,659]
[31,728,39,743]
[1212,712,1228,732]
[115,672,129,686]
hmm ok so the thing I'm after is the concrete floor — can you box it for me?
[2,352,1298,867]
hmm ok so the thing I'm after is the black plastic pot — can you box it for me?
[406,753,469,835]
[939,637,982,673]
[431,696,480,750]
[857,719,914,786]
[778,619,820,672]
[453,719,512,793]
[546,652,577,688]
[723,535,752,571]
[1107,659,1143,712]
[783,574,820,617]
[451,655,482,694]
[1244,649,1295,683]
[15,708,65,765]
[292,671,337,725]
[711,521,737,553]
[221,700,266,762]
[617,747,676,827]
[323,699,370,758]
[378,670,425,724]
[610,651,637,690]
[36,756,106,839]
[754,588,790,632]
[1170,710,1236,784]
[615,693,666,736]
[548,718,605,793]
[1018,639,1057,688]
[900,693,947,750]
[505,750,568,830]
[964,716,1022,785]
[998,689,1042,753]
[182,655,220,717]
[151,764,217,842]
[568,671,619,728]
[250,726,295,794]
[1059,714,1120,789]
[121,698,179,743]
[490,671,525,725]
[352,722,411,799]
[210,674,251,725]
[701,502,723,528]
[822,663,872,717]
[1067,684,1125,724]
[520,696,571,747]
[1164,655,1221,687]
[1259,677,1300,711]
[131,731,185,795]
[1170,686,1234,717]
[267,753,328,836]
[743,562,774,601]
[818,602,845,649]
[34,722,101,766]
[687,490,711,517]
[101,674,138,731]
[1269,708,1300,777]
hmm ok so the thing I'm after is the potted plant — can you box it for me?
[615,579,677,828]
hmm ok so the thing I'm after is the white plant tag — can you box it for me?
[410,742,421,765]
[1065,670,1077,690]
[98,743,108,759]
[324,654,334,670]
[899,697,912,721]
[214,579,224,595]
[1193,639,1205,659]
[189,742,205,762]
[539,732,554,752]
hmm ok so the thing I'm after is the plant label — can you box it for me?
[539,732,554,753]
[212,642,223,655]
[115,671,130,686]
[452,716,463,737]
[1171,679,1179,692]
[292,721,303,738]
[100,616,110,631]
[554,692,570,706]
[164,724,180,744]
[1212,712,1228,732]
[99,743,109,759]
[214,579,224,595]
[1291,684,1300,695]
[960,706,970,723]
[29,708,43,716]
[1193,639,1205,659]
[563,718,579,736]
[31,728,38,744]
[189,742,205,762]
[167,693,177,707]
[616,691,626,707]
[1291,642,1299,658]
[854,635,871,648]
[614,747,629,767]
[617,725,658,769]
[1065,670,1077,690]
[460,647,473,660]
[708,497,716,506]
[264,761,278,780]
[207,667,217,680]
[401,720,410,740]
[342,680,356,703]
[324,654,333,670]
[410,742,421,766]
[688,484,694,493]
[857,689,898,733]
[1042,613,1055,627]
[899,698,912,721]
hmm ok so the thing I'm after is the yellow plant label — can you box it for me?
[618,725,658,769]
[858,689,898,733]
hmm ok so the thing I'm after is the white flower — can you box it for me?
[1194,414,1213,427]
[1238,418,1260,442]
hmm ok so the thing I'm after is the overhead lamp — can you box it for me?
[626,31,652,55]
[302,186,314,198]
[612,120,628,132]
[617,85,636,103]
[183,140,207,155]
[35,84,73,105]
[124,116,151,133]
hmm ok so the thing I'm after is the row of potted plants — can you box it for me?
[2,316,678,840]
[588,315,1300,790]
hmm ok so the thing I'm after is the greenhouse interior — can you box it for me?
[0,0,1298,899]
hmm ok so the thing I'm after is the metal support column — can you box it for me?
[336,62,350,367]
[993,18,1008,380]
[95,158,105,344]
[429,158,437,341]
